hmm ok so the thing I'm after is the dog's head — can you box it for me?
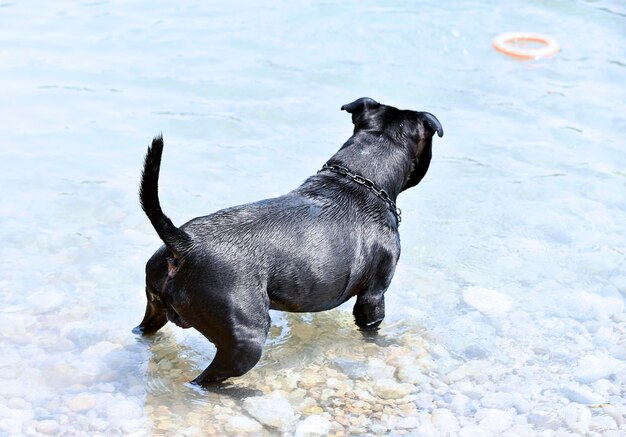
[341,97,443,192]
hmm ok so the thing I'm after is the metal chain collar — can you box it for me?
[318,163,402,224]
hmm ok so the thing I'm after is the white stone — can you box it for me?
[564,403,591,434]
[454,380,485,399]
[35,420,60,435]
[0,403,33,426]
[3,312,36,336]
[431,408,459,436]
[88,418,108,432]
[97,383,115,393]
[0,418,23,435]
[280,371,300,390]
[7,397,28,409]
[463,286,512,315]
[574,353,625,383]
[501,424,534,436]
[294,397,317,413]
[561,383,605,405]
[397,362,424,384]
[28,290,64,314]
[594,326,619,346]
[288,388,307,401]
[414,414,438,437]
[320,388,334,401]
[325,377,341,388]
[120,418,144,434]
[106,399,143,426]
[299,371,323,388]
[590,414,618,431]
[0,350,21,370]
[459,425,489,437]
[527,409,560,429]
[294,415,331,437]
[366,358,396,379]
[396,415,420,429]
[354,388,376,403]
[592,378,617,396]
[476,408,513,434]
[225,415,263,434]
[370,379,413,400]
[66,393,97,412]
[449,394,471,415]
[604,405,625,426]
[370,423,388,434]
[481,392,515,409]
[569,290,625,320]
[415,392,435,410]
[511,393,531,414]
[243,393,296,431]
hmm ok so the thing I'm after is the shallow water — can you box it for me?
[1,0,625,435]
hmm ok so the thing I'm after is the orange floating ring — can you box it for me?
[493,32,559,60]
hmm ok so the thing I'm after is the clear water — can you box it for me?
[1,0,625,435]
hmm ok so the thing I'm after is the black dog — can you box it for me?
[135,97,443,385]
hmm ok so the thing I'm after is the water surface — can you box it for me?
[0,0,625,435]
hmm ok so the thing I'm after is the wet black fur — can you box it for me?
[135,97,443,385]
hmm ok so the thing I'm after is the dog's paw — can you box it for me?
[358,320,382,333]
[132,325,160,336]
[190,377,224,387]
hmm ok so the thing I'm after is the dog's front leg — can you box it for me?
[353,255,397,332]
[353,289,386,332]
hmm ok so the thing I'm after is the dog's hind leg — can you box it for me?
[133,287,168,335]
[135,247,171,335]
[191,340,265,385]
[190,290,271,385]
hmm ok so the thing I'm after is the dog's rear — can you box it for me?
[139,135,193,259]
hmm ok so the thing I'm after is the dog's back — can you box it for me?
[175,179,399,313]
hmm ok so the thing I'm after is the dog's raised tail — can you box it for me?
[140,135,193,257]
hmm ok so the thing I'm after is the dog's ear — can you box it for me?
[402,112,443,190]
[419,112,444,138]
[341,97,381,130]
[341,97,380,115]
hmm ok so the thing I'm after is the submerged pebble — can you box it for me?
[463,286,512,315]
[369,379,413,400]
[294,414,331,437]
[225,415,263,434]
[65,393,97,412]
[242,393,297,431]
[561,383,605,405]
[480,392,516,410]
[396,361,424,384]
[564,403,592,434]
[106,398,144,426]
[431,408,460,435]
[366,357,396,379]
[476,408,513,434]
[573,353,625,383]
[35,420,60,435]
